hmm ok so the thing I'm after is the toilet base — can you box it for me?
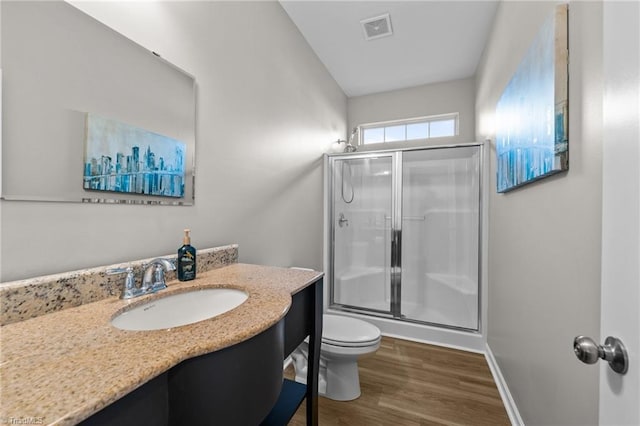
[324,356,361,401]
[291,342,374,401]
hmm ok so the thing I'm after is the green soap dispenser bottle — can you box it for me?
[177,229,196,281]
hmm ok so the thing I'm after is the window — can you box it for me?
[360,113,458,145]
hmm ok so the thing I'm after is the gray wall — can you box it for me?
[0,1,347,282]
[347,77,476,149]
[476,1,602,424]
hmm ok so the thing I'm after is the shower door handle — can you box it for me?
[390,231,396,266]
[390,229,400,269]
[390,229,402,317]
[392,229,402,267]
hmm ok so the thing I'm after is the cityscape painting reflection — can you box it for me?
[83,114,186,198]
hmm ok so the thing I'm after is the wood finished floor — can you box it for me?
[285,336,510,426]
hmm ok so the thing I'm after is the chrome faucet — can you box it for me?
[141,258,176,293]
[107,257,176,300]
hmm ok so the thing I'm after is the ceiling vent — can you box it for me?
[360,13,393,41]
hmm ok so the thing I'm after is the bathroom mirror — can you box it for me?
[1,1,196,205]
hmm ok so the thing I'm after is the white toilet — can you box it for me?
[291,314,381,401]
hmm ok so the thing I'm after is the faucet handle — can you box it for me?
[107,267,140,299]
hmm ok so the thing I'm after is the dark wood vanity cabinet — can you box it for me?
[80,277,323,426]
[262,278,323,426]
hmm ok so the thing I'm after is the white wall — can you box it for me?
[347,77,475,149]
[0,1,347,282]
[476,1,603,424]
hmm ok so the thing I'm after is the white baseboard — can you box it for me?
[485,343,525,426]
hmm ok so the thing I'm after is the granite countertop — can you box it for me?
[0,263,323,426]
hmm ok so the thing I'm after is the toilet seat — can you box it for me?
[322,314,381,348]
[323,339,379,348]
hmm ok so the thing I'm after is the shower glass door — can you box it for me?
[331,155,394,314]
[329,145,481,332]
[400,147,480,330]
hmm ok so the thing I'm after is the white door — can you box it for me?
[599,1,639,424]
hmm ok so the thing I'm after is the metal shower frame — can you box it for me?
[326,142,484,333]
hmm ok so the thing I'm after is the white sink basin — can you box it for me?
[111,288,248,331]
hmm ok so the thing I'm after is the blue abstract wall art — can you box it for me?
[83,114,186,198]
[495,4,569,192]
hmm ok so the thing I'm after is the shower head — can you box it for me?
[345,127,358,153]
[349,127,358,143]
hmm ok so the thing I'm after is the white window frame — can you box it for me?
[358,113,459,145]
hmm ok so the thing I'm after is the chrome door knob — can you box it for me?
[573,335,629,375]
[573,336,601,364]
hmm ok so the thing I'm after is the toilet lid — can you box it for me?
[322,314,381,346]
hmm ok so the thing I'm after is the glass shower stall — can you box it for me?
[327,144,481,332]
